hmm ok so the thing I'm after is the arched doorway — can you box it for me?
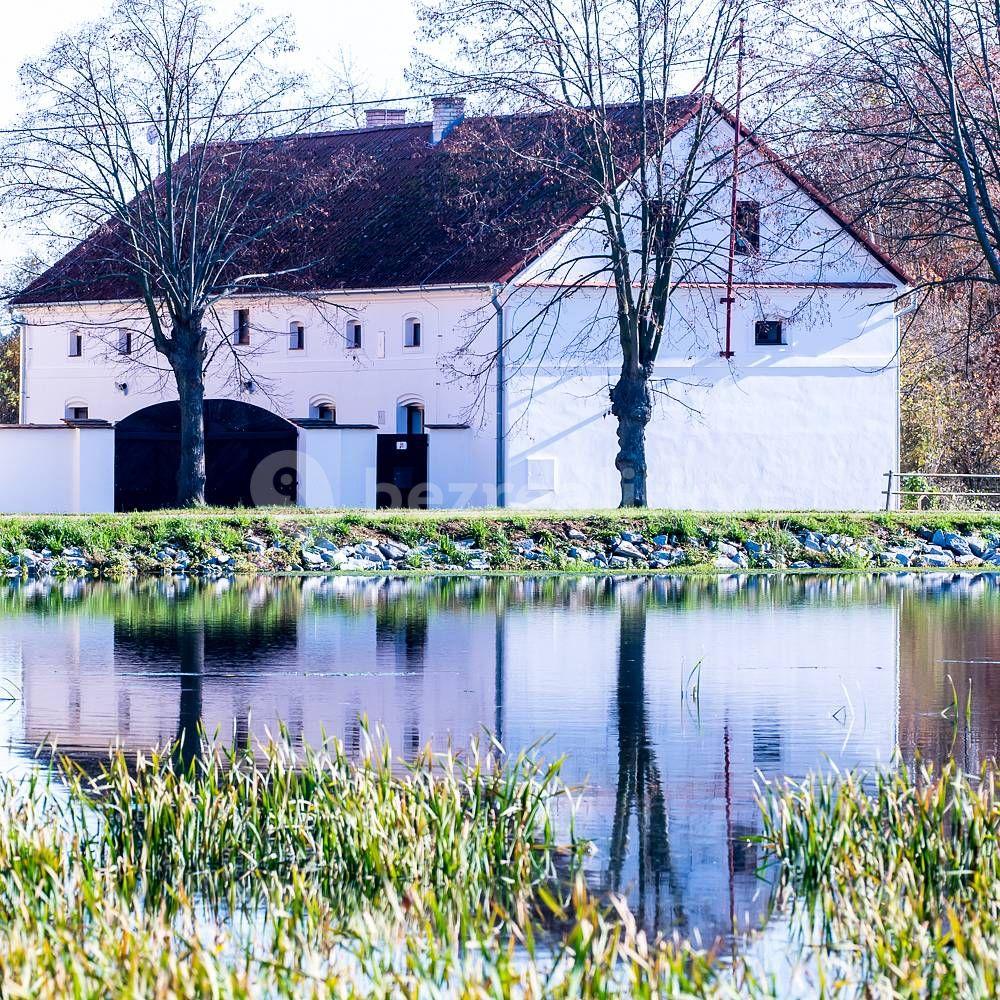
[115,399,297,510]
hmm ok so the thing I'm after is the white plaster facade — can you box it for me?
[5,112,906,512]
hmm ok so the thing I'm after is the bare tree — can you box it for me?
[798,0,1000,289]
[3,0,344,505]
[416,0,783,506]
[324,49,390,128]
[782,0,1000,482]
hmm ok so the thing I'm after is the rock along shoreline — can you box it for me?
[3,512,1000,581]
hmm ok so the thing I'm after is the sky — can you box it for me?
[0,0,419,123]
[0,0,421,290]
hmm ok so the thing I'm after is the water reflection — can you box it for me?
[1,572,999,941]
[608,596,680,932]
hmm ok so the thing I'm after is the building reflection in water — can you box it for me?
[5,571,1000,939]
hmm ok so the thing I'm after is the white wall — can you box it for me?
[20,290,494,430]
[498,115,902,510]
[428,427,497,508]
[0,426,114,513]
[503,284,900,510]
[297,427,378,508]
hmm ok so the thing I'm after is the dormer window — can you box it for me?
[754,320,784,346]
[735,200,760,255]
[118,330,132,355]
[404,317,422,348]
[68,331,83,357]
[289,322,305,351]
[233,308,251,346]
[346,321,362,350]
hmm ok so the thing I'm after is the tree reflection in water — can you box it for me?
[607,591,683,930]
[174,625,204,774]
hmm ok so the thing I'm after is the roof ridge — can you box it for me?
[221,95,698,145]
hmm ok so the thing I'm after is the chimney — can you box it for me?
[431,96,465,144]
[365,108,407,128]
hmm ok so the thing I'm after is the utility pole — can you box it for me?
[720,17,746,360]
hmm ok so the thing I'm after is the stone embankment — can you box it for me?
[3,514,1000,580]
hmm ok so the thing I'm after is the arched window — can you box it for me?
[346,321,362,350]
[309,399,336,421]
[289,321,305,351]
[68,330,83,357]
[396,398,424,434]
[404,316,422,348]
[64,401,89,420]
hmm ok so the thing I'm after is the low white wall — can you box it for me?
[296,428,377,508]
[0,426,114,513]
[428,428,496,508]
[298,426,492,510]
[339,431,378,508]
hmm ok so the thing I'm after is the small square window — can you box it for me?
[346,321,362,350]
[735,200,760,255]
[316,404,335,421]
[234,309,251,346]
[754,320,784,346]
[68,332,83,357]
[290,322,304,351]
[70,406,89,420]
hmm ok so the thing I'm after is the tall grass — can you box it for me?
[0,735,757,997]
[759,761,1000,996]
[60,730,576,921]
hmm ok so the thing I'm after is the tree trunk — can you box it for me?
[172,340,207,507]
[611,367,653,507]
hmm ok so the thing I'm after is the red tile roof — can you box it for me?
[12,95,906,305]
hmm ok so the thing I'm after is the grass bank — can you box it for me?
[4,508,1000,577]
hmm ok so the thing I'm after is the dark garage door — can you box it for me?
[115,399,297,511]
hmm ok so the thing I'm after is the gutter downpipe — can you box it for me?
[491,284,506,508]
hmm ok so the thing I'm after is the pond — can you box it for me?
[0,571,997,947]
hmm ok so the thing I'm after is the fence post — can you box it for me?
[884,470,893,511]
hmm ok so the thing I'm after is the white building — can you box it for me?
[5,97,908,512]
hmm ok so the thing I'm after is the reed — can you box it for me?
[0,735,755,997]
[759,760,1000,995]
[56,729,579,921]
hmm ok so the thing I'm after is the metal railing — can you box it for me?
[884,470,1000,511]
